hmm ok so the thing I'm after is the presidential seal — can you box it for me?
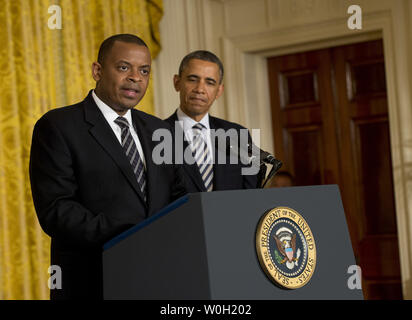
[255,207,316,289]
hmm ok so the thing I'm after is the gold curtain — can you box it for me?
[0,0,163,300]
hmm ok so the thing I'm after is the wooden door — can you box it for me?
[267,40,402,299]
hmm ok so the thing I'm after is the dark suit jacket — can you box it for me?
[165,111,258,192]
[29,91,186,300]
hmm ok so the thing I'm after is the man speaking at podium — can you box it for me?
[29,34,186,300]
[165,50,258,192]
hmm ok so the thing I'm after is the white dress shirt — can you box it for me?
[176,108,214,161]
[92,90,146,168]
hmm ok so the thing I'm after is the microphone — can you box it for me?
[247,144,282,168]
[214,133,282,170]
[245,144,283,188]
[257,148,283,188]
[260,149,283,172]
[259,149,277,165]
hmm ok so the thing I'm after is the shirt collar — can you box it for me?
[176,108,210,132]
[92,90,133,127]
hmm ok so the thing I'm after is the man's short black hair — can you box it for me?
[97,34,148,65]
[178,50,224,84]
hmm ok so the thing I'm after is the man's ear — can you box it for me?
[173,74,181,92]
[216,83,224,100]
[92,62,102,82]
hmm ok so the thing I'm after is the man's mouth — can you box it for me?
[122,88,140,98]
[189,96,206,103]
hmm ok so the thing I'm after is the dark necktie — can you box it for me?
[192,123,213,192]
[114,116,147,201]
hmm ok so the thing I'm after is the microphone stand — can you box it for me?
[242,143,282,188]
[256,163,267,188]
[260,159,283,188]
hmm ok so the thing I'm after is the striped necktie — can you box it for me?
[114,116,147,201]
[191,123,213,192]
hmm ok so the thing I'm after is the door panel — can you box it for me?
[267,40,402,299]
[268,49,340,188]
[288,128,323,186]
[332,40,401,299]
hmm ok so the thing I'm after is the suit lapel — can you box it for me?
[209,116,222,191]
[183,139,207,192]
[210,116,236,191]
[83,93,147,205]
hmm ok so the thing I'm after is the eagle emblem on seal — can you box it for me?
[256,207,316,289]
[274,227,301,270]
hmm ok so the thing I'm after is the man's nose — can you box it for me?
[127,69,142,82]
[193,80,206,93]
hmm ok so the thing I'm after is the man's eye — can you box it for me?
[119,66,128,71]
[141,69,149,75]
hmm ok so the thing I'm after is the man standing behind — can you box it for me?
[165,50,258,192]
[29,34,186,300]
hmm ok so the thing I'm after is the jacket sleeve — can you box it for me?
[166,121,188,200]
[29,115,134,248]
[171,163,188,201]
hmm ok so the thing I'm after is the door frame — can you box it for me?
[221,8,412,298]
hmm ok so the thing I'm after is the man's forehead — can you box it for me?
[111,40,148,50]
[107,41,151,60]
[188,59,218,67]
[183,59,219,77]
